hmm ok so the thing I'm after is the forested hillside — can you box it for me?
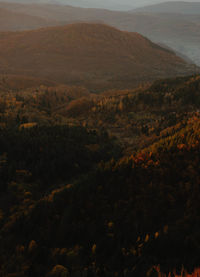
[0,1,200,65]
[0,23,198,91]
[0,75,200,276]
[0,0,200,274]
[57,75,200,152]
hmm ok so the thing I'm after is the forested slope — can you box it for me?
[0,75,200,276]
[0,23,197,90]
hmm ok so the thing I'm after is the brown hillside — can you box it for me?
[0,2,200,65]
[0,74,57,91]
[0,23,198,90]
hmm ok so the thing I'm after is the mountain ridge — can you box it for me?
[0,23,197,90]
[0,1,200,66]
[133,1,200,14]
[0,6,58,31]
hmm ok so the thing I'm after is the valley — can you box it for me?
[1,74,200,276]
[0,1,200,276]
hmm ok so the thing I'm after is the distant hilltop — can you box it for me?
[0,23,198,90]
[132,1,200,14]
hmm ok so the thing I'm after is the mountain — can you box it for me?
[0,0,135,10]
[2,0,199,11]
[116,12,200,66]
[0,23,197,90]
[130,2,200,65]
[0,2,200,66]
[133,1,200,14]
[51,0,135,10]
[0,0,159,11]
[0,7,57,31]
[0,2,121,22]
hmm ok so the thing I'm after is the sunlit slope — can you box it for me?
[0,2,200,65]
[0,23,197,89]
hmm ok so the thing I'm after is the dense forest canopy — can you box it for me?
[0,74,200,276]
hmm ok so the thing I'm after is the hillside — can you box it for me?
[0,2,199,66]
[0,74,57,91]
[117,12,200,66]
[54,75,200,153]
[133,1,200,14]
[0,7,57,31]
[1,2,200,276]
[0,23,197,90]
[1,75,200,276]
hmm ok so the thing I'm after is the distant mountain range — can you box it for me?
[0,1,200,66]
[0,0,137,10]
[3,0,200,11]
[0,23,197,90]
[133,1,200,14]
[0,0,169,10]
[0,7,57,31]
